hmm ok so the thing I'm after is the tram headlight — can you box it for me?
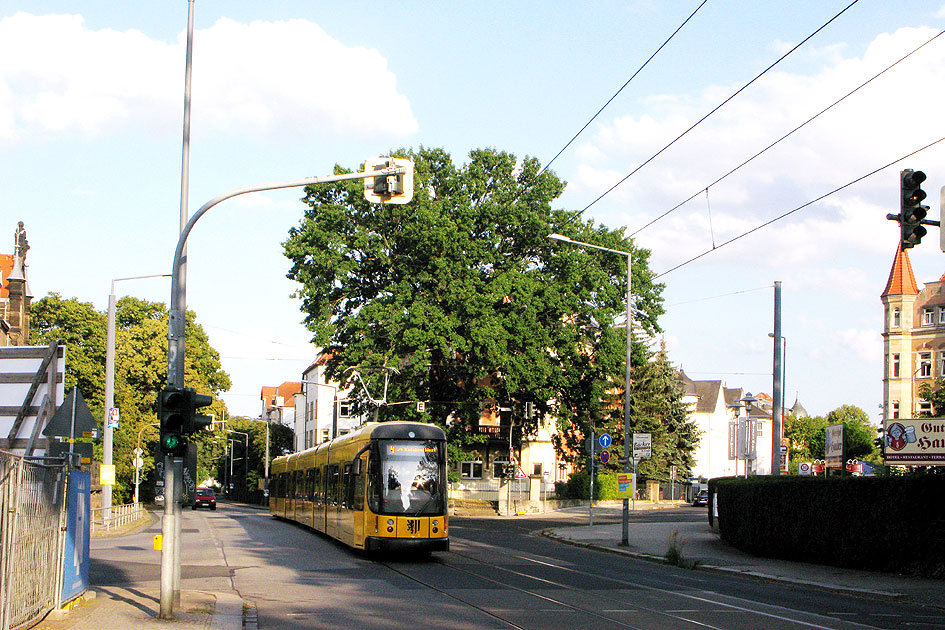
[432,519,439,533]
[387,518,394,533]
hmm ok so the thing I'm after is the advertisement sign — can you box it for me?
[632,433,651,459]
[825,424,844,468]
[884,418,945,465]
[617,473,634,499]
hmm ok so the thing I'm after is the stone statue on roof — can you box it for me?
[14,221,28,260]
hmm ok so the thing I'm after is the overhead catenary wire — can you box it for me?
[539,0,709,177]
[631,27,945,238]
[575,0,860,218]
[654,135,945,279]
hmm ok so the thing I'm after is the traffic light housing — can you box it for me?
[363,157,414,205]
[184,388,213,434]
[900,169,928,249]
[158,386,187,456]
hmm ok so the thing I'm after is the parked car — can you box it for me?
[192,487,216,511]
[692,489,708,507]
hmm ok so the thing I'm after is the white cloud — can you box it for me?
[835,328,882,362]
[576,26,945,279]
[0,12,417,141]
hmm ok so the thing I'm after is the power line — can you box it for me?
[655,135,945,279]
[632,27,945,237]
[576,0,860,217]
[539,0,709,176]
[666,285,773,307]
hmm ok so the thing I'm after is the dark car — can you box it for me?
[192,487,216,511]
[692,489,708,507]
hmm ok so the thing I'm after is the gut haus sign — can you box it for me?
[884,418,945,465]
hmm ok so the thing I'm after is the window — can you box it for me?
[893,307,901,328]
[919,401,933,416]
[920,352,932,377]
[338,402,351,418]
[321,428,330,443]
[924,309,934,325]
[940,308,945,324]
[940,352,945,377]
[492,459,510,478]
[533,463,543,476]
[892,402,900,419]
[892,354,900,378]
[460,461,483,479]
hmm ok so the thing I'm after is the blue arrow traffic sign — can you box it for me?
[599,433,612,448]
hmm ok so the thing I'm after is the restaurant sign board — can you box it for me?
[883,418,945,466]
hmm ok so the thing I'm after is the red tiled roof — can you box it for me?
[0,253,12,298]
[882,246,919,297]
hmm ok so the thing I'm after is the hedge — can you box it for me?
[708,475,945,577]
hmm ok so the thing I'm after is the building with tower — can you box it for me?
[881,245,945,419]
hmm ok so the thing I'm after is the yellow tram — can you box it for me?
[270,421,449,553]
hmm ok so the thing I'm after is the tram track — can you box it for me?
[377,536,884,630]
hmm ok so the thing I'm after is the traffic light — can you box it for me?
[900,169,929,249]
[183,388,214,434]
[158,386,187,456]
[363,157,414,205]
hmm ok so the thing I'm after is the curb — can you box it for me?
[542,530,915,605]
[209,591,245,629]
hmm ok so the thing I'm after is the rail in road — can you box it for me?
[376,536,938,630]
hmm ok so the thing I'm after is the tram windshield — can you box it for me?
[373,440,444,515]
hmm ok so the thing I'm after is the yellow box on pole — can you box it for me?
[153,534,162,551]
[99,464,115,486]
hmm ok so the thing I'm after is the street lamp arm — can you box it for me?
[547,233,630,258]
[166,168,403,387]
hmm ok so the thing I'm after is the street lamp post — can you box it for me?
[133,422,159,504]
[103,274,171,521]
[247,418,271,497]
[226,430,249,498]
[548,233,634,546]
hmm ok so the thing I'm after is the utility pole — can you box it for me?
[771,281,783,475]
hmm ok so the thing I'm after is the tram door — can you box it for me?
[351,455,366,546]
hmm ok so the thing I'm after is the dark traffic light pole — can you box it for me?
[159,165,407,618]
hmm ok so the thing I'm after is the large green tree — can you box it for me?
[30,294,231,502]
[284,146,673,463]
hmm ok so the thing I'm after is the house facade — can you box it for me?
[678,371,801,479]
[297,353,364,449]
[881,245,945,419]
[261,381,302,450]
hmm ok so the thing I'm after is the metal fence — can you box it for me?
[91,502,147,533]
[0,451,69,630]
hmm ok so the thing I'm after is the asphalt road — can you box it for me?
[89,503,945,630]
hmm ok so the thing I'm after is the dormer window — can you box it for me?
[939,308,945,324]
[923,308,934,325]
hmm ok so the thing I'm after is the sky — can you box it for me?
[3,1,945,424]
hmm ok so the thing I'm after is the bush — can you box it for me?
[558,469,622,500]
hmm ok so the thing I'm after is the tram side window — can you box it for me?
[326,464,340,505]
[313,467,323,504]
[352,457,365,510]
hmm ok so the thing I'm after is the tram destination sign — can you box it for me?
[884,418,945,466]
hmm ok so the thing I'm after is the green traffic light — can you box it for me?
[162,433,180,451]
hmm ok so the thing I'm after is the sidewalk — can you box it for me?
[546,501,945,610]
[31,509,249,630]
